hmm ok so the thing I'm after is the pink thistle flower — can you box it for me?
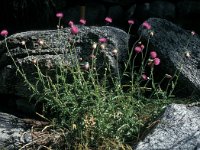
[134,46,142,53]
[128,20,134,25]
[105,17,112,23]
[56,12,64,18]
[0,29,8,37]
[140,44,145,50]
[153,57,160,65]
[79,19,86,25]
[99,38,107,43]
[70,25,79,34]
[68,21,74,27]
[150,51,157,59]
[141,74,148,80]
[142,21,151,30]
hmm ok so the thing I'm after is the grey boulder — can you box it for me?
[0,112,32,150]
[0,26,129,98]
[138,17,200,97]
[135,104,200,150]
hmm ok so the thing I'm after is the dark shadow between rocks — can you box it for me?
[0,94,42,119]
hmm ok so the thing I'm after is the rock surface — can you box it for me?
[135,104,200,150]
[0,112,32,149]
[0,26,129,98]
[138,17,200,97]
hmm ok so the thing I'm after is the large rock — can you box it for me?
[0,112,52,149]
[0,26,129,98]
[135,104,200,150]
[138,18,200,97]
[0,112,32,149]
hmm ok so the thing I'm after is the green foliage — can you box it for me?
[3,26,179,149]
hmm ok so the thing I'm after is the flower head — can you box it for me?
[105,17,112,23]
[72,124,77,130]
[140,44,145,50]
[148,59,153,66]
[134,46,142,53]
[112,49,118,55]
[191,31,195,36]
[185,51,191,58]
[32,58,37,64]
[99,38,107,43]
[141,74,148,80]
[150,31,154,37]
[70,25,79,34]
[79,19,86,25]
[100,44,106,49]
[0,30,8,37]
[92,42,97,49]
[38,39,44,45]
[150,51,157,59]
[68,21,74,27]
[21,41,26,45]
[153,57,160,65]
[83,62,90,70]
[142,21,151,30]
[56,12,64,18]
[128,20,134,25]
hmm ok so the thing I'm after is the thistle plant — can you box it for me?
[0,15,184,149]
